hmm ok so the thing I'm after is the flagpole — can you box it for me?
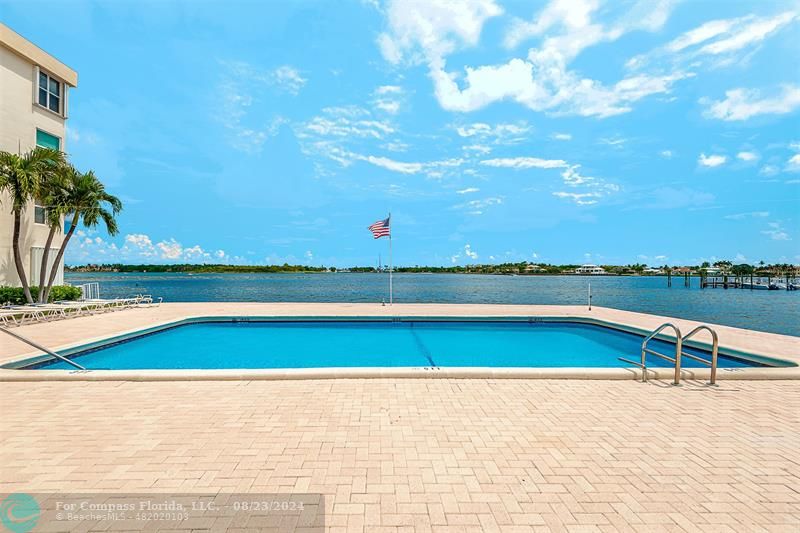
[389,212,393,305]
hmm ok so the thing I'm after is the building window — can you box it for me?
[38,71,61,114]
[36,129,61,150]
[34,129,60,227]
[34,204,47,225]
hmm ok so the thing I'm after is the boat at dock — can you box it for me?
[741,282,769,290]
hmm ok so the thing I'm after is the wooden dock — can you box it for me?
[699,276,798,291]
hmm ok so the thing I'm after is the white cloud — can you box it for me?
[377,0,683,117]
[229,117,287,154]
[698,153,727,167]
[453,196,503,214]
[696,12,797,56]
[552,191,601,205]
[450,243,480,263]
[702,85,800,121]
[464,244,478,260]
[68,233,239,265]
[456,187,480,194]
[298,106,417,173]
[480,157,567,169]
[457,197,503,208]
[374,100,400,114]
[760,164,779,177]
[762,221,790,241]
[454,122,530,144]
[363,155,423,174]
[124,234,156,257]
[217,61,296,153]
[787,153,800,172]
[560,165,618,191]
[313,145,465,176]
[157,239,183,260]
[736,151,759,162]
[463,144,492,154]
[481,155,618,203]
[665,18,737,53]
[382,141,409,152]
[456,123,526,137]
[303,112,394,139]
[125,234,153,248]
[375,85,403,94]
[148,237,217,262]
[184,245,208,261]
[630,12,798,70]
[372,85,405,115]
[377,0,503,65]
[272,66,307,95]
[432,55,689,117]
[599,136,627,147]
[505,0,674,50]
[551,132,572,141]
[432,0,684,116]
[724,211,769,220]
[504,0,601,49]
[660,150,673,158]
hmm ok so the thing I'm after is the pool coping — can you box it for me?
[1,304,798,381]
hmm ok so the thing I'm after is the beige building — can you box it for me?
[0,23,77,287]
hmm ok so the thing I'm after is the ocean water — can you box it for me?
[64,272,800,337]
[38,320,759,370]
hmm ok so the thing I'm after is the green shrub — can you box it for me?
[0,285,82,305]
[0,286,33,305]
[47,285,82,302]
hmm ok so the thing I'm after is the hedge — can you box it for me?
[0,285,82,305]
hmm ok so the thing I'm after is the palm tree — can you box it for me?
[36,164,74,302]
[41,170,122,303]
[0,148,65,303]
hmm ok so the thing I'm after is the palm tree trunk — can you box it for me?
[11,210,34,303]
[42,213,78,303]
[37,226,57,303]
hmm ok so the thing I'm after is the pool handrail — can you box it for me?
[619,322,682,385]
[0,326,85,370]
[681,325,719,385]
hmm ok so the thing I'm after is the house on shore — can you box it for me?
[575,264,606,275]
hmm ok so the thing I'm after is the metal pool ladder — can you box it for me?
[619,322,719,385]
[681,325,719,385]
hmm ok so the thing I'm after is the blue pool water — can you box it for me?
[34,320,762,370]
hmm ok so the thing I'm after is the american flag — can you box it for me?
[368,216,391,239]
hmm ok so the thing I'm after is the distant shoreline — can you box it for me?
[66,270,657,277]
[65,262,794,277]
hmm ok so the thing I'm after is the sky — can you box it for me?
[4,0,800,267]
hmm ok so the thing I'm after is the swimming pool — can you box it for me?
[21,319,773,370]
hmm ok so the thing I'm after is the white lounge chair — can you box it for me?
[0,305,55,325]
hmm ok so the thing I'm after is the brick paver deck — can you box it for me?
[2,379,799,531]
